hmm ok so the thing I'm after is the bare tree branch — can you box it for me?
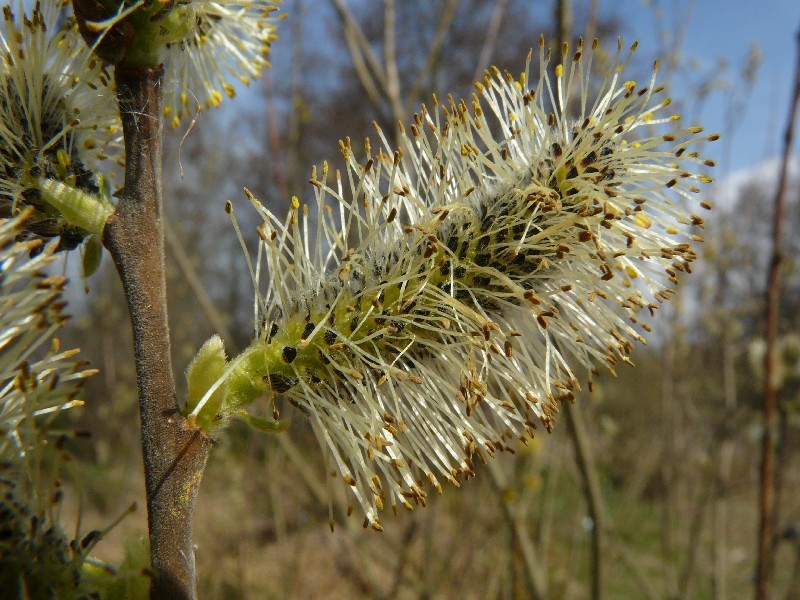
[583,0,600,44]
[330,0,389,100]
[554,0,572,48]
[487,460,549,600]
[565,403,604,600]
[262,74,289,199]
[164,217,234,349]
[471,0,507,83]
[286,0,306,193]
[408,0,461,104]
[756,25,800,600]
[383,0,404,127]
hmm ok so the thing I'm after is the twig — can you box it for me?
[382,0,404,128]
[384,519,417,599]
[564,403,604,600]
[554,0,572,49]
[610,539,661,600]
[105,65,211,600]
[756,25,800,600]
[470,0,507,83]
[678,478,713,598]
[408,0,460,103]
[286,0,305,193]
[262,74,289,199]
[786,535,800,599]
[163,217,234,349]
[583,0,599,46]
[330,0,388,101]
[713,331,739,600]
[487,459,549,600]
[659,315,681,598]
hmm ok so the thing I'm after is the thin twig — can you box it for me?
[470,0,507,83]
[382,0,404,128]
[678,479,713,598]
[565,403,604,600]
[756,25,800,600]
[610,539,662,600]
[583,0,599,45]
[286,0,305,193]
[408,0,460,103]
[487,459,549,600]
[660,320,681,598]
[262,74,289,199]
[337,17,382,106]
[713,330,739,600]
[163,217,234,348]
[330,0,389,98]
[554,0,572,48]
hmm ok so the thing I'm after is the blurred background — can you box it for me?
[61,0,800,597]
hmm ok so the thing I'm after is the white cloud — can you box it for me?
[713,154,800,211]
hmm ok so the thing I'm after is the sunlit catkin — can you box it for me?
[0,1,119,248]
[0,210,102,595]
[186,37,716,528]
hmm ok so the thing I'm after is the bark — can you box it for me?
[105,65,211,600]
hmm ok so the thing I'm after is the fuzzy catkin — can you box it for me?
[162,0,280,127]
[0,1,119,247]
[0,210,102,595]
[194,37,716,527]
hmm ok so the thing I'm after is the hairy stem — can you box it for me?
[104,65,211,600]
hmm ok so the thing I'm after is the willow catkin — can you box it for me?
[186,37,716,528]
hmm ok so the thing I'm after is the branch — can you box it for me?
[407,0,461,107]
[383,0,404,127]
[756,25,800,600]
[583,0,600,47]
[564,403,604,600]
[330,0,388,103]
[470,0,506,84]
[104,65,211,600]
[164,217,235,348]
[487,460,549,600]
[554,0,572,48]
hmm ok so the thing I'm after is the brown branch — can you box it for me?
[756,25,800,600]
[554,0,572,48]
[713,332,739,600]
[286,0,306,194]
[583,0,600,46]
[105,65,211,600]
[262,74,289,199]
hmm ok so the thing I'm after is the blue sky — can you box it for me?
[219,0,799,191]
[272,0,799,178]
[617,0,800,178]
